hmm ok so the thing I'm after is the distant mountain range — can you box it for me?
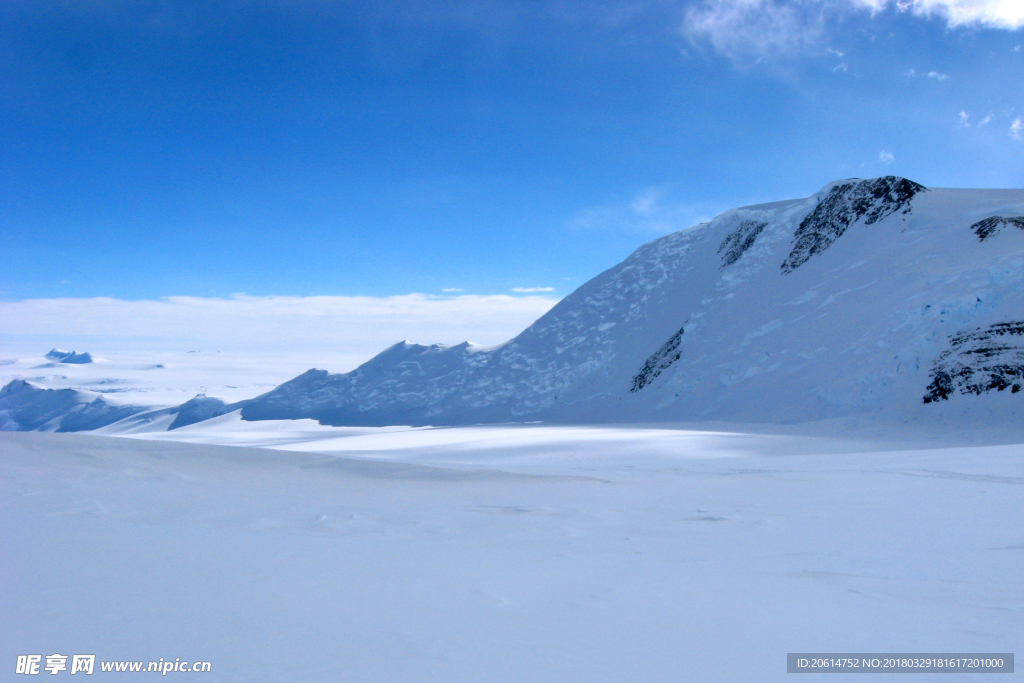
[4,176,1024,432]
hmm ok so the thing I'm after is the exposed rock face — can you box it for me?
[924,321,1024,403]
[718,221,767,268]
[971,216,1024,241]
[781,176,925,274]
[630,324,686,392]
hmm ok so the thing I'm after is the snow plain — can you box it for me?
[3,417,1022,682]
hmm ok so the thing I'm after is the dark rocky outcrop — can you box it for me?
[924,321,1024,402]
[718,220,767,268]
[782,176,925,274]
[630,324,686,393]
[971,216,1024,241]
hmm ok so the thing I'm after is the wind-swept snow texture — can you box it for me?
[3,428,1022,682]
[241,177,1024,426]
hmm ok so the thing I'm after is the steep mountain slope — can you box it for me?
[240,176,1024,426]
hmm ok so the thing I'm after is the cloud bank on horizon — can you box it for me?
[0,294,559,357]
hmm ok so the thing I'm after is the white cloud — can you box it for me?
[958,110,971,126]
[979,114,992,126]
[0,293,560,357]
[882,0,1024,29]
[511,287,555,293]
[1011,118,1023,140]
[441,287,464,292]
[879,149,895,164]
[685,0,1024,63]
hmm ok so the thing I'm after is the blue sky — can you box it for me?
[2,0,1023,305]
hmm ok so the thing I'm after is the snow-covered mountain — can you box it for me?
[4,176,1024,431]
[238,176,1024,426]
[45,348,94,364]
[0,380,146,432]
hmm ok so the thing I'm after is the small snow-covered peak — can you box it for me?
[45,349,94,364]
[0,379,143,431]
[1,379,34,395]
[168,394,229,430]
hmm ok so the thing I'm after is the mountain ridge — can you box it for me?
[4,176,1024,432]
[236,176,1024,427]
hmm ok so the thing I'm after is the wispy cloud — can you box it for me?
[570,184,719,235]
[959,110,1009,132]
[827,48,849,71]
[511,287,555,293]
[0,294,560,356]
[907,68,949,81]
[441,288,464,292]
[683,0,830,63]
[879,150,894,164]
[685,0,1024,64]
[1012,118,1023,141]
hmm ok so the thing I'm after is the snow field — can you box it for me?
[2,428,1021,682]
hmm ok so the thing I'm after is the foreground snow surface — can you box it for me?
[2,424,1022,682]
